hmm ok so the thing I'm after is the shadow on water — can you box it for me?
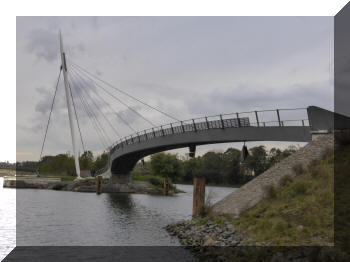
[107,193,135,213]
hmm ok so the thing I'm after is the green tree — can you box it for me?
[38,154,75,175]
[245,146,268,176]
[93,152,109,173]
[199,151,224,184]
[79,151,94,170]
[222,148,245,184]
[150,152,184,182]
[183,157,202,183]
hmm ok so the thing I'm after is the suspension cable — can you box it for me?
[39,67,62,161]
[70,65,156,127]
[70,67,136,133]
[69,73,114,144]
[68,80,86,153]
[69,71,121,139]
[69,61,180,121]
[69,73,109,149]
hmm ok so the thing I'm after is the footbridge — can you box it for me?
[107,107,323,175]
[41,34,339,179]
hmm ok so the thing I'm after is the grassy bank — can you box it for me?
[198,146,341,246]
[232,152,334,246]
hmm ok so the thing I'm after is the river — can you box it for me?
[1,184,235,260]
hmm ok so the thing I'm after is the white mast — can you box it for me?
[59,32,81,179]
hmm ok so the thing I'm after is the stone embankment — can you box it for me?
[166,219,245,248]
[165,220,331,261]
[212,133,334,216]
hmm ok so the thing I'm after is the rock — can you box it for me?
[203,236,215,246]
[226,224,234,231]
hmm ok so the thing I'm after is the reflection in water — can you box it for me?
[107,193,135,212]
[13,185,235,246]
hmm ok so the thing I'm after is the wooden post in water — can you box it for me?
[96,175,102,195]
[164,177,170,196]
[193,177,206,216]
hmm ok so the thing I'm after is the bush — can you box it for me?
[264,184,277,199]
[279,175,293,187]
[149,176,164,187]
[292,163,304,176]
[290,181,308,196]
[203,190,216,216]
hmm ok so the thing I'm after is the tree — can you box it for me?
[79,151,94,170]
[245,146,268,176]
[93,152,109,173]
[150,152,184,182]
[199,151,224,184]
[222,148,245,184]
[268,146,297,168]
[183,157,202,183]
[38,154,75,175]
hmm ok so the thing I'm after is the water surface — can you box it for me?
[2,184,235,258]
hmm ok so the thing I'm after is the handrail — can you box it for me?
[107,107,309,152]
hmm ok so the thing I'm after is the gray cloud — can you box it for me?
[16,16,333,161]
[26,29,60,62]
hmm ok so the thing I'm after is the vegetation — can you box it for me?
[131,145,297,186]
[38,151,109,176]
[228,150,336,246]
[12,144,295,185]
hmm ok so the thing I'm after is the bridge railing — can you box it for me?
[110,108,309,152]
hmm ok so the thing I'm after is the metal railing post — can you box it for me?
[220,114,225,129]
[170,123,174,134]
[205,117,210,129]
[236,113,241,127]
[255,111,260,127]
[276,109,281,127]
[181,121,185,133]
[192,119,197,132]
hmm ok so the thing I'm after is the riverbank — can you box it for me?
[3,176,180,195]
[165,141,345,261]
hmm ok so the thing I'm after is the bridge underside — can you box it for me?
[110,126,311,175]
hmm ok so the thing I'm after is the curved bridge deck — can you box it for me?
[109,108,311,175]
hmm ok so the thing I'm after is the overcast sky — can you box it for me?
[16,16,333,162]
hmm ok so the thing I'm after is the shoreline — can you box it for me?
[3,176,180,195]
[165,218,337,262]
